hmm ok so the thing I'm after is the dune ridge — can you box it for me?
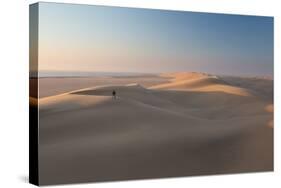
[150,72,254,97]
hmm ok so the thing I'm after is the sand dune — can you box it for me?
[150,73,253,96]
[36,75,168,98]
[38,72,273,185]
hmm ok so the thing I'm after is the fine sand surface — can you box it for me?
[38,72,273,185]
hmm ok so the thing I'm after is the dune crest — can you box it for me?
[151,72,252,96]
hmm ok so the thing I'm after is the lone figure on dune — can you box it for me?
[112,90,116,99]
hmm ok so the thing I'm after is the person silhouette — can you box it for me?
[112,90,116,99]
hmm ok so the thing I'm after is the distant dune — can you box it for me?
[150,72,252,96]
[38,72,273,185]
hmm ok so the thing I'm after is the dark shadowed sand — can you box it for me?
[38,72,273,185]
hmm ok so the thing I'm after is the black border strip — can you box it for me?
[29,3,39,186]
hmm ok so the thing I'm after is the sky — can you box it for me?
[38,2,273,76]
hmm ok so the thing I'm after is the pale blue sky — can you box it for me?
[38,2,273,76]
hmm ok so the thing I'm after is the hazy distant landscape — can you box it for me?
[36,72,273,185]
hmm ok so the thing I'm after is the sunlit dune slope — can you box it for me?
[151,72,252,96]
